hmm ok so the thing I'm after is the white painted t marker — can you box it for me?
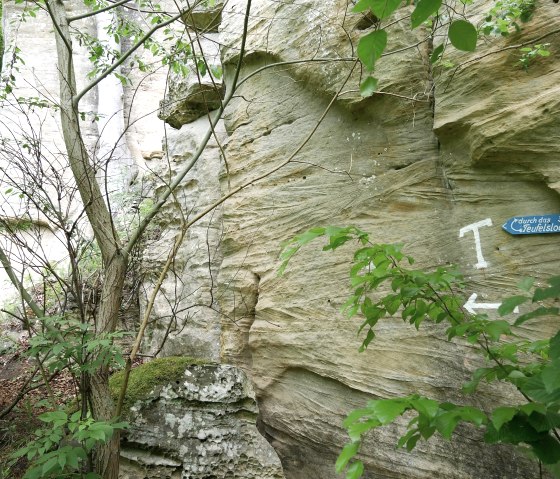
[459,218,493,269]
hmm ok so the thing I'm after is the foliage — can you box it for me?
[9,410,127,479]
[0,0,250,476]
[519,43,551,71]
[0,313,129,477]
[480,0,535,36]
[353,0,541,96]
[26,315,129,376]
[279,227,560,479]
[109,356,211,412]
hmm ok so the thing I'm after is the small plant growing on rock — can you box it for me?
[519,43,551,71]
[480,0,536,36]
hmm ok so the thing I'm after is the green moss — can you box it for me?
[109,356,211,412]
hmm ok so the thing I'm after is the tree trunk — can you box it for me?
[48,1,127,477]
[90,370,121,478]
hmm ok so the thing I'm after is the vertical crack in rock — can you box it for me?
[219,266,261,370]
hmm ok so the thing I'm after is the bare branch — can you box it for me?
[125,0,254,255]
[0,244,44,318]
[182,60,359,232]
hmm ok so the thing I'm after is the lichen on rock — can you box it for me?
[114,360,285,479]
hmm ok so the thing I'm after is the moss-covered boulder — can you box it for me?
[110,356,210,413]
[114,360,285,479]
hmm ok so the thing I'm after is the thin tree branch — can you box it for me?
[73,11,184,108]
[0,245,44,318]
[452,28,560,74]
[116,225,186,416]
[182,60,359,232]
[0,365,41,419]
[124,0,254,255]
[237,57,356,88]
[67,0,131,22]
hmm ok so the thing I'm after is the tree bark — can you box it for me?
[47,1,126,477]
[90,370,121,478]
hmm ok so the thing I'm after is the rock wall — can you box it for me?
[1,0,560,478]
[211,0,560,477]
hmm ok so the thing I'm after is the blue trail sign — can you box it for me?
[502,214,560,235]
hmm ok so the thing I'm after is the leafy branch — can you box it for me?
[280,227,560,478]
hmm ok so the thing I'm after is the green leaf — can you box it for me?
[357,30,388,71]
[346,460,365,479]
[39,410,67,425]
[521,375,560,403]
[360,76,378,97]
[87,429,106,441]
[347,418,380,442]
[448,20,478,52]
[58,451,67,470]
[411,397,439,419]
[435,410,460,439]
[397,428,417,448]
[527,411,560,433]
[359,329,376,351]
[370,0,402,18]
[514,307,559,326]
[491,407,517,431]
[353,0,401,18]
[344,408,372,428]
[498,295,528,316]
[544,462,560,478]
[529,435,560,465]
[485,320,511,341]
[519,403,547,416]
[41,456,59,476]
[491,415,541,444]
[534,279,560,301]
[370,399,408,424]
[483,422,500,444]
[550,330,560,360]
[458,406,487,426]
[353,0,374,12]
[410,0,441,29]
[541,359,560,394]
[518,277,535,292]
[430,44,444,63]
[384,294,401,315]
[336,442,360,473]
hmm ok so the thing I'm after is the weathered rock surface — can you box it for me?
[158,34,223,129]
[210,0,560,478]
[141,114,226,361]
[182,0,224,34]
[119,363,285,479]
[3,0,560,478]
[158,70,224,129]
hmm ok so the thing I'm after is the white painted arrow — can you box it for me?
[464,293,519,315]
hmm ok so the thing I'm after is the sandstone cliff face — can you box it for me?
[211,0,560,477]
[2,0,560,477]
